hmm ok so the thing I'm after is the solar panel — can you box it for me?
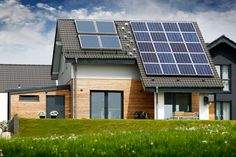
[134,32,151,41]
[162,64,179,74]
[144,64,162,74]
[147,22,163,31]
[100,35,121,49]
[96,21,117,34]
[79,35,100,48]
[79,35,121,49]
[182,33,199,42]
[158,53,175,63]
[76,20,122,50]
[140,53,159,62]
[76,20,96,33]
[150,33,167,41]
[131,21,213,76]
[166,33,183,42]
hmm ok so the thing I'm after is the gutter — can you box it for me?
[72,58,78,119]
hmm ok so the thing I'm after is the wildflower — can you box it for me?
[222,132,228,135]
[132,150,136,154]
[202,140,208,144]
[224,141,228,144]
[94,139,98,142]
[101,152,106,155]
[150,142,154,146]
[92,148,95,152]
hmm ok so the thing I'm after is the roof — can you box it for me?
[52,19,223,92]
[8,85,70,94]
[0,64,56,92]
[207,35,236,50]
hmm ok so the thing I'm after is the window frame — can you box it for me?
[215,64,231,93]
[215,101,232,120]
[19,95,40,102]
[90,91,124,119]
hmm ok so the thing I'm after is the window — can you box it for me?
[90,91,123,119]
[216,101,231,120]
[164,93,191,119]
[19,95,39,102]
[215,65,231,92]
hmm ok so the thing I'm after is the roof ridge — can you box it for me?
[0,64,51,66]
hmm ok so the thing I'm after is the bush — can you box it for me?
[0,121,8,132]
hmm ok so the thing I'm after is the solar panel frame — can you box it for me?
[130,21,213,76]
[79,35,122,50]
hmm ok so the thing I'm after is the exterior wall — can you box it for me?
[10,90,71,119]
[76,64,140,80]
[73,79,154,119]
[210,44,236,119]
[58,55,72,85]
[209,102,215,120]
[192,93,200,112]
[155,92,164,120]
[0,93,8,121]
[192,93,215,120]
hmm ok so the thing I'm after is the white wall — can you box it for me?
[76,64,140,80]
[58,55,72,85]
[155,92,165,120]
[0,93,8,121]
[199,94,209,120]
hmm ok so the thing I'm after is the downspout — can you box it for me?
[72,58,78,118]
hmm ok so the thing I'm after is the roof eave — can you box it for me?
[145,87,223,93]
[207,35,236,50]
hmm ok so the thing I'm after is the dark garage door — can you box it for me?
[46,95,65,118]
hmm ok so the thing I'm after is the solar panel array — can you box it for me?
[76,20,122,49]
[130,21,213,76]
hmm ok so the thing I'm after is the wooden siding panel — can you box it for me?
[73,79,154,119]
[11,90,71,119]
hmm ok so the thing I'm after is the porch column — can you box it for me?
[199,94,209,120]
[155,92,165,120]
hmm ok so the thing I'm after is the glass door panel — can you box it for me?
[223,102,230,120]
[108,92,122,119]
[91,92,105,118]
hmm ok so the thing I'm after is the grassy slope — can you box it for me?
[1,119,236,157]
[17,119,235,137]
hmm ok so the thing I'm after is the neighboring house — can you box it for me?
[208,35,236,120]
[51,19,223,120]
[0,64,55,91]
[0,64,70,120]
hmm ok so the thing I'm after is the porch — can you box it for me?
[154,92,215,120]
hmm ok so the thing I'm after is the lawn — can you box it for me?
[0,119,236,157]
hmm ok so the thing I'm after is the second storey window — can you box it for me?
[215,65,231,92]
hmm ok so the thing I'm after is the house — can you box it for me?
[50,19,223,120]
[208,35,236,120]
[0,64,70,120]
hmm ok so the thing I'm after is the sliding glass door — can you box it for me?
[164,93,191,119]
[91,91,123,119]
[216,102,231,120]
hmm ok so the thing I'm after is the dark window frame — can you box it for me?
[164,93,192,112]
[215,101,232,120]
[19,95,39,102]
[90,90,124,119]
[215,64,231,93]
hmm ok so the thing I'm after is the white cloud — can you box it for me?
[0,0,235,65]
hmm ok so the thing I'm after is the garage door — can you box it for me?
[46,95,65,118]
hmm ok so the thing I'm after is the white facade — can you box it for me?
[76,64,140,80]
[154,92,210,120]
[199,94,210,120]
[0,93,8,121]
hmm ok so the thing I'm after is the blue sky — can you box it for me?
[0,0,235,64]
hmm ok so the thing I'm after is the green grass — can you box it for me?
[1,119,236,157]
